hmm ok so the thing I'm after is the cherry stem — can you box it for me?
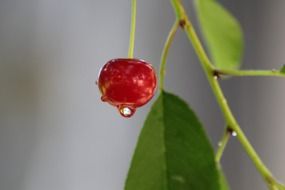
[159,21,179,91]
[170,0,283,188]
[128,0,137,58]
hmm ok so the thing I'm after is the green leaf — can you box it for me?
[195,0,244,69]
[125,91,223,190]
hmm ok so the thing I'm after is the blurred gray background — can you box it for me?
[0,0,285,189]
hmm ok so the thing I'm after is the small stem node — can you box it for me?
[213,70,222,79]
[179,19,186,29]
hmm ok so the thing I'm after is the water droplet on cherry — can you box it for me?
[118,106,136,118]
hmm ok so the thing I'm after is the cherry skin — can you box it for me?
[97,58,157,118]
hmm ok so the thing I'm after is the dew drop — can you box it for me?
[231,131,237,137]
[118,106,136,118]
[214,75,218,80]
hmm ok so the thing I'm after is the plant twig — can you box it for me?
[159,21,180,91]
[216,128,231,162]
[169,0,282,188]
[215,69,285,78]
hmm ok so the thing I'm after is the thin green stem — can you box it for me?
[277,183,285,190]
[216,69,285,78]
[170,0,279,187]
[159,21,179,91]
[211,73,278,186]
[170,0,214,72]
[183,21,214,71]
[170,0,184,20]
[128,0,137,58]
[270,185,279,190]
[216,129,231,162]
[233,124,274,182]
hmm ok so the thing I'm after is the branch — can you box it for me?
[216,128,231,162]
[215,69,285,78]
[170,0,283,188]
[159,21,179,91]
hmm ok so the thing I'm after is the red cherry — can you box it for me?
[97,58,157,118]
